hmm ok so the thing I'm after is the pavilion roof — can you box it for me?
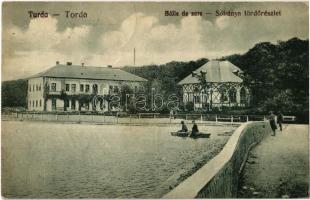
[178,60,243,85]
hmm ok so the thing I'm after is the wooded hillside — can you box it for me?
[221,37,308,118]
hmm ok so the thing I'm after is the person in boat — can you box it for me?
[190,120,199,136]
[178,121,188,132]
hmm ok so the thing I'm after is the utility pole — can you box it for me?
[133,48,136,66]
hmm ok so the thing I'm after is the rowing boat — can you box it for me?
[170,132,211,138]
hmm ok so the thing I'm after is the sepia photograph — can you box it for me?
[1,1,309,198]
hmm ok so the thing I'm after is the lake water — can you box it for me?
[2,121,235,198]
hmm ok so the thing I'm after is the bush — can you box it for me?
[184,102,194,112]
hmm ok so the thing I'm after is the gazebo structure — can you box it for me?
[178,60,250,110]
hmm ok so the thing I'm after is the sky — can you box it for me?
[2,2,309,80]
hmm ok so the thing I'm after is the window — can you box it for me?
[71,84,76,92]
[39,85,41,91]
[52,99,56,111]
[39,100,42,107]
[113,86,119,93]
[80,84,84,92]
[36,85,38,91]
[100,99,105,110]
[220,92,228,102]
[66,84,70,91]
[64,99,69,111]
[85,84,90,92]
[71,100,76,110]
[93,84,98,93]
[32,101,34,107]
[229,88,237,103]
[33,85,35,91]
[29,101,31,107]
[240,87,247,104]
[36,100,38,107]
[193,87,200,93]
[194,96,200,103]
[51,83,56,91]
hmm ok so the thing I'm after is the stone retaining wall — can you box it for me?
[163,121,271,198]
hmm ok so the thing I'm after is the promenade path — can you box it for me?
[238,124,309,198]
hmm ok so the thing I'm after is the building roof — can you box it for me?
[29,64,147,82]
[178,60,243,85]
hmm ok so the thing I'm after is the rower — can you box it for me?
[178,121,188,132]
[191,120,199,136]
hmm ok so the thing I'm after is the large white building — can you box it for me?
[27,62,147,112]
[178,60,250,110]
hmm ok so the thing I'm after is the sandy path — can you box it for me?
[238,124,309,198]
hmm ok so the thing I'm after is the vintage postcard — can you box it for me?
[1,1,309,198]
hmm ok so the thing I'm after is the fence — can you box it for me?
[2,111,295,125]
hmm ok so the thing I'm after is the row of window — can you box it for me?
[64,99,77,110]
[29,99,42,108]
[51,83,121,93]
[29,84,42,92]
[185,90,246,104]
[64,83,98,93]
[30,82,141,93]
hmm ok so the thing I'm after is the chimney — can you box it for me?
[56,61,59,65]
[66,62,72,66]
[81,63,85,67]
[108,65,112,68]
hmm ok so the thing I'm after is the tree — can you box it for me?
[222,37,308,121]
[2,79,27,108]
